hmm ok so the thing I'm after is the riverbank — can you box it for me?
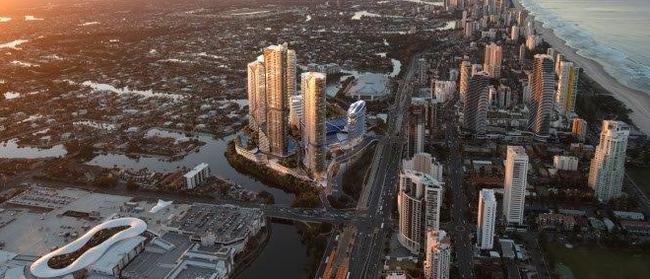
[225,140,321,208]
[514,0,650,135]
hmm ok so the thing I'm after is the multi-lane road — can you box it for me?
[347,53,421,278]
[442,96,475,278]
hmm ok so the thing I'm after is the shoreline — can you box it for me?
[514,1,650,135]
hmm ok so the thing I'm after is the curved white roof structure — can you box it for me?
[348,100,366,115]
[30,217,147,278]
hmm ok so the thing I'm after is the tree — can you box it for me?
[292,192,321,208]
[126,180,138,191]
[95,174,118,188]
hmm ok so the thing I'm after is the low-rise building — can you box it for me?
[553,155,579,171]
[184,163,210,189]
[536,213,576,231]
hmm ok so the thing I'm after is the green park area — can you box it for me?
[544,243,650,279]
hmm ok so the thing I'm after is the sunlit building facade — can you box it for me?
[477,189,496,250]
[301,72,327,174]
[503,146,528,225]
[263,44,296,157]
[347,100,367,143]
[424,230,451,279]
[529,54,555,136]
[555,61,579,117]
[589,120,629,202]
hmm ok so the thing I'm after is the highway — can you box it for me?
[347,53,421,279]
[442,95,475,278]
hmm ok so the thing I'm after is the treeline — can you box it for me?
[225,141,320,208]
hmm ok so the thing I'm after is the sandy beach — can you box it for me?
[534,22,650,135]
[513,0,650,135]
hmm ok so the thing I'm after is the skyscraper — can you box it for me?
[263,44,296,157]
[477,189,497,250]
[555,61,579,117]
[588,121,630,202]
[503,146,528,225]
[418,58,429,85]
[398,169,443,254]
[407,102,426,158]
[346,100,366,143]
[510,25,520,41]
[247,56,265,130]
[459,60,471,104]
[424,230,451,279]
[463,71,490,135]
[483,43,502,78]
[529,54,555,136]
[301,72,327,174]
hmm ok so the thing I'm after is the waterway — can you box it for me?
[0,139,67,159]
[237,222,312,279]
[86,129,294,204]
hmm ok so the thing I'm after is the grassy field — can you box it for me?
[544,243,650,279]
[626,167,650,197]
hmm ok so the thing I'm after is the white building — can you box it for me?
[398,169,443,254]
[432,80,456,103]
[589,121,630,202]
[424,230,451,279]
[403,152,444,182]
[346,100,367,143]
[477,189,497,250]
[289,95,303,130]
[503,146,529,225]
[184,163,210,189]
[553,155,579,171]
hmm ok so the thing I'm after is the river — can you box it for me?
[85,129,294,204]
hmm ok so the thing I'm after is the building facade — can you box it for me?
[398,169,442,254]
[588,120,630,202]
[301,72,327,174]
[263,44,296,157]
[247,57,266,130]
[529,54,555,136]
[459,60,471,104]
[346,100,367,143]
[555,61,579,117]
[503,146,529,225]
[463,71,490,135]
[483,43,502,78]
[289,95,303,130]
[572,118,588,142]
[403,152,444,182]
[477,189,497,250]
[424,230,451,279]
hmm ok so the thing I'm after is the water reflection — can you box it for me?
[87,130,294,204]
[237,223,310,279]
[0,139,67,159]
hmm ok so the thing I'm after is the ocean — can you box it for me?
[519,0,650,95]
